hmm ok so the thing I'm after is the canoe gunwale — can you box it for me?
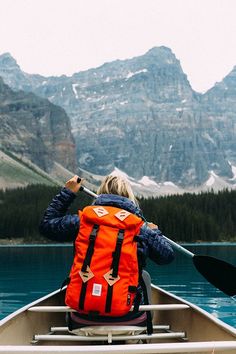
[151,284,236,337]
[1,341,236,353]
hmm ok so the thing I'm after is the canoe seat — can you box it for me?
[67,324,170,336]
[69,325,146,341]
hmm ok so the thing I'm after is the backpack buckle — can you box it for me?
[79,266,94,283]
[104,269,120,286]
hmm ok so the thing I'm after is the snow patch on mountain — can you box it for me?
[139,176,159,187]
[163,181,178,188]
[206,171,217,186]
[77,166,236,198]
[199,170,236,193]
[109,167,186,196]
[110,167,141,187]
[72,84,79,99]
[202,132,215,145]
[228,161,236,180]
[126,69,148,79]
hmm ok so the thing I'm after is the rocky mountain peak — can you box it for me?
[145,46,176,60]
[0,52,35,91]
[0,52,19,69]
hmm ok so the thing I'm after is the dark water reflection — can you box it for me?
[0,244,235,327]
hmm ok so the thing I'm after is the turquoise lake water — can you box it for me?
[0,244,235,328]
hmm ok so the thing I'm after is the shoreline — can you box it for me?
[0,237,53,245]
[0,237,236,246]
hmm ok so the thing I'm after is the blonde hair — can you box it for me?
[97,175,138,205]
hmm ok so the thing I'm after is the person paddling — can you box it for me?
[39,174,174,333]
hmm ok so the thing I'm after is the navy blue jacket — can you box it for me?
[39,188,174,266]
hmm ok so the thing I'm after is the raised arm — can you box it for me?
[39,176,83,242]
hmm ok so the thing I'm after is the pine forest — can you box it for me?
[0,185,235,243]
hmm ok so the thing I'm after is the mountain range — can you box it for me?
[0,75,76,188]
[0,47,236,194]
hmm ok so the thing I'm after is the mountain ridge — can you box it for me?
[0,47,236,190]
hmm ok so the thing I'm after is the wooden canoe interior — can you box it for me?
[0,286,236,353]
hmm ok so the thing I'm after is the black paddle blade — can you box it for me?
[193,255,236,296]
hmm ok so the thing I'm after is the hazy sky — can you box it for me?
[0,0,236,93]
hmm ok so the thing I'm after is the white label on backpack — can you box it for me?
[93,207,109,218]
[92,283,102,296]
[115,210,131,221]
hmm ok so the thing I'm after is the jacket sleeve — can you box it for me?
[140,224,175,265]
[39,187,80,242]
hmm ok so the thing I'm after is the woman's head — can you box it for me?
[97,174,138,204]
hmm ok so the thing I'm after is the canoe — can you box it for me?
[0,284,236,353]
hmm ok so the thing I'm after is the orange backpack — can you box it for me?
[65,204,144,317]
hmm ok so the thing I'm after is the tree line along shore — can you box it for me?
[0,185,235,244]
